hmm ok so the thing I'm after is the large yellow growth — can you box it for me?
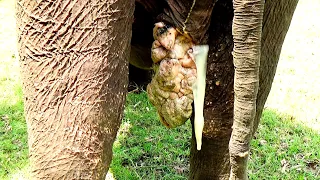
[147,22,197,128]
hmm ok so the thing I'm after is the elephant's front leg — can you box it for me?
[16,0,134,179]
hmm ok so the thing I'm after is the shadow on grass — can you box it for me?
[0,85,28,179]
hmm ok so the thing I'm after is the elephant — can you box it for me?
[16,0,298,179]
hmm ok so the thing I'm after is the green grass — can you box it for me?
[0,82,28,179]
[249,109,320,179]
[1,91,319,179]
[110,93,320,179]
[110,92,191,180]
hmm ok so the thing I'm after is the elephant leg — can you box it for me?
[189,114,233,180]
[253,0,299,134]
[229,0,299,179]
[188,1,235,179]
[16,0,134,179]
[229,0,265,179]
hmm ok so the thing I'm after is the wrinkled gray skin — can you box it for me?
[16,0,298,179]
[16,0,134,179]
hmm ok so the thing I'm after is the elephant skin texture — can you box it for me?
[16,0,134,179]
[16,0,299,179]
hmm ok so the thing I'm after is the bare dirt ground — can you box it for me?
[265,0,320,131]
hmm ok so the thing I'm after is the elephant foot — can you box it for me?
[147,22,197,128]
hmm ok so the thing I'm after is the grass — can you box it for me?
[1,91,319,179]
[249,109,320,179]
[109,93,320,179]
[110,92,191,179]
[0,85,28,179]
[0,0,319,179]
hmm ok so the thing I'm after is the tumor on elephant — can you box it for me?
[147,22,197,128]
